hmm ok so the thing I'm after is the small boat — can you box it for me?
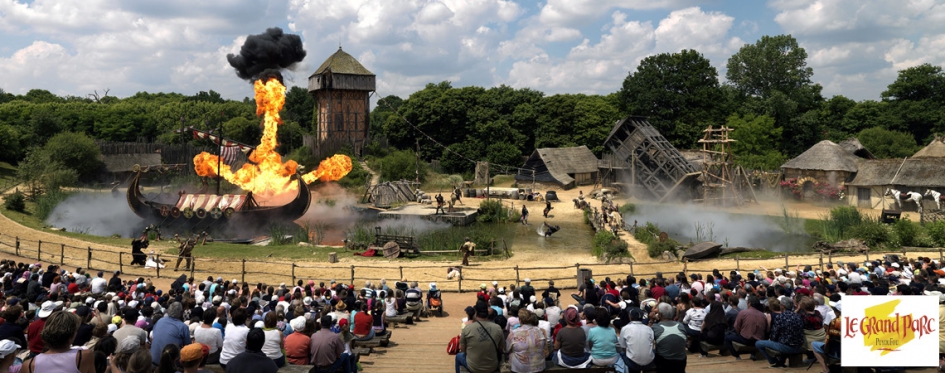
[127,165,311,228]
[682,241,722,260]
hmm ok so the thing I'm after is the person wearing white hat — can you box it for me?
[0,339,20,372]
[25,301,56,357]
[519,279,535,304]
[284,316,310,365]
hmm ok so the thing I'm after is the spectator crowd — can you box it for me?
[0,259,443,373]
[455,255,945,373]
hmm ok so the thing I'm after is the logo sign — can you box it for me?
[841,296,938,367]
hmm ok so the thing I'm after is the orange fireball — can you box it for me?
[193,77,351,195]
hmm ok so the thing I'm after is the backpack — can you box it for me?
[447,335,460,355]
[430,297,442,308]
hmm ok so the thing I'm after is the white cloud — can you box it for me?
[538,0,705,27]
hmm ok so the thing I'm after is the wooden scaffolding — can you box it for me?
[697,126,756,205]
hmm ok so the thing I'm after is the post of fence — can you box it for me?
[458,271,463,293]
[119,253,123,275]
[819,252,824,269]
[735,255,740,271]
[629,262,634,276]
[865,251,869,261]
[241,259,246,284]
[940,248,943,263]
[784,254,789,268]
[37,240,42,261]
[683,259,688,273]
[15,237,19,256]
[514,265,520,287]
[87,247,91,269]
[60,244,65,265]
[291,264,296,285]
[155,255,161,278]
[190,259,195,279]
[399,266,403,280]
[828,251,833,265]
[349,265,355,285]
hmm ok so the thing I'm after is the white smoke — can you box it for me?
[46,192,144,238]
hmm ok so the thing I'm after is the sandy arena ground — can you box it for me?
[0,185,933,292]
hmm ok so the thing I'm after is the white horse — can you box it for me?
[925,189,942,210]
[886,188,923,213]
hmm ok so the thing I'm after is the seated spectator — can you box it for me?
[284,317,310,365]
[506,309,546,373]
[755,298,805,368]
[225,328,277,373]
[587,308,618,367]
[21,311,96,373]
[194,309,223,364]
[125,349,155,373]
[651,303,687,373]
[697,300,727,357]
[405,283,424,319]
[456,302,504,373]
[179,342,214,373]
[156,344,181,373]
[310,316,354,373]
[618,308,654,373]
[812,304,841,373]
[352,303,375,341]
[261,312,285,367]
[552,307,590,368]
[220,308,250,368]
[724,297,767,360]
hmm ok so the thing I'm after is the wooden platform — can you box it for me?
[378,204,478,226]
[352,330,393,348]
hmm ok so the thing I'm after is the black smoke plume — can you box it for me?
[227,27,306,82]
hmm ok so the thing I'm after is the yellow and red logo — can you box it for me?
[840,296,938,367]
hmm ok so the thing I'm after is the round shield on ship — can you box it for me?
[182,208,194,219]
[210,207,222,219]
[171,207,181,218]
[195,208,207,219]
[223,208,235,218]
[159,206,169,217]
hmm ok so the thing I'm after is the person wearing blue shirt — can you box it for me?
[586,309,619,367]
[150,302,191,365]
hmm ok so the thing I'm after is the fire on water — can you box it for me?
[193,78,352,196]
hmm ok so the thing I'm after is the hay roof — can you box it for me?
[781,140,858,172]
[891,158,945,187]
[912,138,945,158]
[310,47,374,77]
[838,138,875,159]
[846,159,901,186]
[101,154,161,173]
[516,146,598,186]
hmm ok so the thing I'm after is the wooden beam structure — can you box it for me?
[602,116,698,201]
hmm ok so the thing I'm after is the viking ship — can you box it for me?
[127,165,311,228]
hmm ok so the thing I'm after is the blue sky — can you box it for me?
[2,0,944,102]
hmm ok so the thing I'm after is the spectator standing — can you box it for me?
[284,317,310,365]
[506,309,546,373]
[456,302,504,373]
[755,298,805,368]
[618,308,654,373]
[21,311,96,373]
[650,303,687,373]
[310,316,353,373]
[541,281,561,303]
[194,310,223,364]
[519,279,535,303]
[149,302,190,365]
[225,328,277,373]
[220,308,250,368]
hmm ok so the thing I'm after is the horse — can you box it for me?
[925,189,942,210]
[886,188,923,213]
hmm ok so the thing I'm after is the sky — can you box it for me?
[2,0,945,102]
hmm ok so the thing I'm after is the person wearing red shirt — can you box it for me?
[27,301,55,358]
[650,279,666,300]
[352,303,375,341]
[67,282,80,294]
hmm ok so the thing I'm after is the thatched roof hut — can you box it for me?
[782,140,859,172]
[846,159,900,187]
[515,146,599,188]
[912,137,945,158]
[891,159,945,188]
[838,138,875,159]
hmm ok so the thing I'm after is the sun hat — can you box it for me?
[480,283,486,290]
[118,336,140,353]
[37,301,55,318]
[107,324,118,334]
[289,316,306,331]
[0,340,20,359]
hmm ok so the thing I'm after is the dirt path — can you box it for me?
[360,161,380,186]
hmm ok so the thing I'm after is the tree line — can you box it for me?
[1,34,943,175]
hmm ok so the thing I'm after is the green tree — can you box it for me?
[283,86,315,130]
[22,89,62,104]
[0,88,14,104]
[618,49,728,148]
[188,90,225,103]
[222,117,262,145]
[28,108,63,146]
[535,94,619,155]
[857,127,919,158]
[728,114,785,170]
[374,149,427,182]
[839,100,901,139]
[819,95,856,140]
[0,124,24,162]
[726,35,824,156]
[881,63,945,143]
[369,95,403,137]
[17,148,78,198]
[42,132,102,180]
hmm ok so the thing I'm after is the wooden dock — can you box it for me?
[378,204,478,226]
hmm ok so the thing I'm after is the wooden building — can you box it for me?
[780,140,860,192]
[515,146,599,189]
[308,47,375,155]
[846,137,945,211]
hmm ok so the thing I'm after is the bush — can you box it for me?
[828,206,862,238]
[35,189,71,221]
[477,199,509,223]
[337,160,371,189]
[634,222,661,246]
[618,203,636,215]
[647,240,678,259]
[848,220,891,249]
[927,220,945,247]
[592,231,630,263]
[892,218,923,247]
[42,132,102,180]
[373,149,428,183]
[3,191,25,212]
